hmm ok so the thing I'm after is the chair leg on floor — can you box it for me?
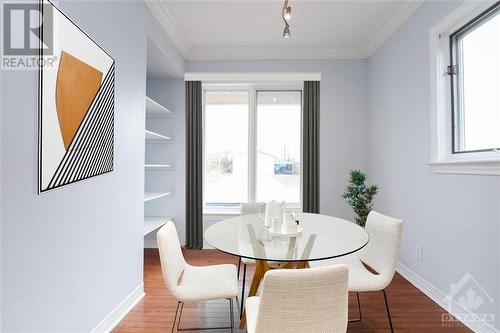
[229,298,234,332]
[356,292,362,321]
[173,299,235,332]
[237,257,241,279]
[383,289,394,333]
[176,302,185,332]
[240,264,247,319]
[171,301,181,333]
[348,292,362,322]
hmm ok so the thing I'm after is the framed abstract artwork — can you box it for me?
[38,0,115,193]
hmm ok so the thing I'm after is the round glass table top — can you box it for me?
[204,213,369,262]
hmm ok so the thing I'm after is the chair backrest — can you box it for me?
[240,203,264,216]
[359,211,403,282]
[254,265,348,333]
[156,222,187,299]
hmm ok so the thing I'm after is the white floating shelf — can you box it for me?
[145,164,174,170]
[145,130,173,142]
[145,96,173,117]
[144,191,174,202]
[144,216,173,235]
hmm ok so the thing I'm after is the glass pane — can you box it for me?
[256,91,301,205]
[204,91,248,207]
[204,213,370,262]
[455,9,500,152]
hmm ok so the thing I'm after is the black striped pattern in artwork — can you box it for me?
[47,64,115,190]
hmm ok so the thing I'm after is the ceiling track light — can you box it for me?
[282,0,291,39]
[283,24,290,39]
[284,2,292,20]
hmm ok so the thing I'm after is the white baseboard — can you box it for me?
[90,283,145,333]
[397,262,499,333]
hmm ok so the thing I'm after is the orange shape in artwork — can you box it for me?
[55,51,103,150]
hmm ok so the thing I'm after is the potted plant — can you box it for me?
[342,170,378,227]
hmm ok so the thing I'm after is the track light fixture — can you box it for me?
[282,0,291,39]
[283,24,290,39]
[284,4,292,20]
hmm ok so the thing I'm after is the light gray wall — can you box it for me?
[0,45,3,332]
[186,59,370,221]
[0,1,184,332]
[3,0,498,331]
[368,1,500,328]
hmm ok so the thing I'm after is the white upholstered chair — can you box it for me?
[157,222,238,332]
[310,210,403,332]
[240,202,264,216]
[246,265,349,333]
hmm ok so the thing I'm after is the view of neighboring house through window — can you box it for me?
[204,91,249,208]
[204,88,301,212]
[450,3,500,153]
[256,91,301,204]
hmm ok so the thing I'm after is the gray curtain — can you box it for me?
[303,81,320,213]
[185,81,203,249]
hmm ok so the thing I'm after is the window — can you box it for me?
[256,91,301,203]
[204,87,302,212]
[429,2,500,175]
[204,91,249,207]
[450,3,500,153]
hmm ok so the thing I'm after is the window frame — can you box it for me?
[449,2,500,155]
[428,0,500,175]
[202,83,303,216]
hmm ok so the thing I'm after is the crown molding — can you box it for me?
[364,0,425,56]
[185,72,321,82]
[186,46,368,61]
[144,0,189,56]
[146,0,424,61]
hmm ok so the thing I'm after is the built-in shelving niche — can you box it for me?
[144,96,174,236]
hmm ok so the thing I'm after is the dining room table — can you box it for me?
[204,212,370,328]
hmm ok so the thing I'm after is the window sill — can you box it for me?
[203,209,240,222]
[427,159,500,176]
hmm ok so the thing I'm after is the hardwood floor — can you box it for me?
[113,249,472,333]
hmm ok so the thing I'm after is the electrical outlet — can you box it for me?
[416,245,423,262]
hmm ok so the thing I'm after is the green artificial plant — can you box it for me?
[342,170,378,227]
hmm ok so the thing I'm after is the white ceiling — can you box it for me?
[147,0,424,60]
